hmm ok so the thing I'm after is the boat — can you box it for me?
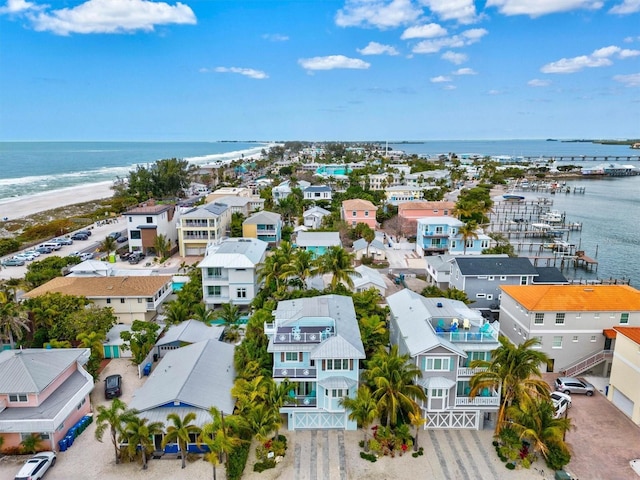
[541,210,563,224]
[503,179,525,201]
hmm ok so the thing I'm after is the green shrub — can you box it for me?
[505,462,516,470]
[360,452,377,463]
[227,441,251,480]
[545,442,571,471]
[0,238,20,256]
[253,459,276,472]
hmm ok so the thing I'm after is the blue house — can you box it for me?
[265,295,366,430]
[294,231,342,258]
[243,210,282,245]
[416,216,490,257]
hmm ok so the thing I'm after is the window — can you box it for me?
[430,388,445,398]
[352,211,357,216]
[572,336,579,342]
[207,286,221,297]
[21,432,48,441]
[236,288,247,298]
[590,335,597,342]
[533,336,543,348]
[520,276,528,285]
[130,230,141,240]
[331,389,345,398]
[555,313,565,325]
[326,359,350,370]
[594,312,600,319]
[488,276,494,281]
[208,267,222,278]
[106,298,111,304]
[9,394,28,402]
[534,313,544,325]
[285,352,298,362]
[129,216,133,222]
[364,211,369,216]
[552,336,563,348]
[620,313,629,324]
[146,216,153,223]
[500,276,507,281]
[481,240,489,248]
[576,312,581,319]
[425,358,450,371]
[120,298,125,304]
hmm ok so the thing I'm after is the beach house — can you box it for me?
[387,289,500,430]
[125,202,179,256]
[176,202,231,257]
[398,201,456,238]
[264,295,366,430]
[499,285,640,374]
[341,199,377,229]
[295,231,342,258]
[242,210,282,245]
[416,216,490,257]
[607,327,640,424]
[272,180,311,204]
[0,348,93,452]
[303,185,332,203]
[302,206,331,230]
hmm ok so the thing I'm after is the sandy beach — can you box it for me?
[0,182,115,220]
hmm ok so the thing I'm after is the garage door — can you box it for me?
[186,246,205,256]
[612,388,634,418]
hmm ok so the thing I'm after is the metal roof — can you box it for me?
[532,267,569,284]
[318,376,358,390]
[417,376,456,390]
[351,265,386,290]
[129,339,236,415]
[243,210,281,225]
[296,231,341,247]
[311,335,365,360]
[156,320,224,347]
[454,256,538,276]
[199,238,267,268]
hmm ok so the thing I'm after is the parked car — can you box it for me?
[119,251,132,261]
[70,233,89,241]
[2,258,25,267]
[14,451,56,480]
[80,252,93,261]
[128,253,142,264]
[35,246,53,254]
[551,391,572,418]
[14,253,35,261]
[23,250,41,257]
[39,242,62,251]
[104,374,122,399]
[108,231,122,240]
[54,237,73,245]
[116,236,128,243]
[555,377,595,396]
[76,229,92,237]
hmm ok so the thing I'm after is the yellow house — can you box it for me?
[609,327,640,424]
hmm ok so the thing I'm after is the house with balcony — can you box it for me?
[205,187,253,202]
[608,327,640,424]
[416,216,490,257]
[341,199,377,229]
[295,231,341,258]
[242,211,282,245]
[125,202,179,256]
[499,285,640,374]
[0,348,93,452]
[215,195,265,217]
[177,202,231,257]
[399,201,455,238]
[22,275,173,324]
[424,254,455,290]
[387,289,500,430]
[199,238,267,309]
[272,180,311,204]
[264,295,366,430]
[303,185,332,203]
[302,206,331,230]
[384,186,438,206]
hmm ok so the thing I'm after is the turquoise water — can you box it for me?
[316,165,351,176]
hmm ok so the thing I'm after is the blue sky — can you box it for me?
[1,0,639,141]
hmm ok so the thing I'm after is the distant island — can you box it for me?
[560,139,640,147]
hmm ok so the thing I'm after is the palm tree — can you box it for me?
[122,414,164,469]
[95,398,137,464]
[153,233,170,259]
[317,246,359,290]
[408,407,426,452]
[101,236,117,254]
[362,226,376,258]
[280,249,317,289]
[340,385,378,451]
[164,300,189,325]
[363,345,426,428]
[162,412,202,469]
[242,403,281,443]
[469,336,551,435]
[458,220,479,255]
[191,303,215,324]
[77,331,105,356]
[0,298,29,348]
[265,378,294,437]
[232,375,268,416]
[358,314,388,357]
[44,338,72,348]
[198,407,243,480]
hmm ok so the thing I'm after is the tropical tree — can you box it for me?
[20,433,43,454]
[0,297,29,348]
[469,336,551,435]
[153,233,170,259]
[358,314,388,358]
[77,330,106,378]
[191,303,215,324]
[198,407,243,479]
[317,246,359,290]
[241,403,281,443]
[408,407,427,452]
[162,412,202,469]
[280,249,317,289]
[363,345,426,427]
[101,235,118,254]
[232,375,268,416]
[339,386,378,451]
[458,220,479,255]
[43,338,72,349]
[164,300,190,325]
[119,320,161,365]
[95,398,136,464]
[265,378,293,438]
[361,225,376,258]
[122,414,164,469]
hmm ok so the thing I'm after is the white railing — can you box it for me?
[457,367,487,377]
[561,350,613,377]
[273,367,317,379]
[455,396,500,407]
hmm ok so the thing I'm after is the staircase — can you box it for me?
[560,350,612,377]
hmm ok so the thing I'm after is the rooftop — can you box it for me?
[22,275,172,299]
[342,198,376,210]
[454,256,538,276]
[501,284,640,311]
[199,237,267,268]
[296,231,341,247]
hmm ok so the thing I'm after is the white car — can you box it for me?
[23,250,41,257]
[14,253,35,261]
[551,391,572,419]
[14,451,56,480]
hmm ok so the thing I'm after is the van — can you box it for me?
[39,242,62,251]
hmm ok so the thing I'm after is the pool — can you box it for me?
[315,165,351,176]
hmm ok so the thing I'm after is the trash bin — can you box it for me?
[153,353,158,362]
[65,434,74,447]
[554,470,571,480]
[58,438,68,452]
[143,363,152,376]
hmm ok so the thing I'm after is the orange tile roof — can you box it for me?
[614,326,640,345]
[398,201,456,212]
[342,199,376,210]
[23,275,173,299]
[603,329,617,339]
[500,285,640,311]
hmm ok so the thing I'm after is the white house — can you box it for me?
[303,185,332,202]
[303,206,331,230]
[351,265,387,296]
[272,180,311,204]
[125,202,179,256]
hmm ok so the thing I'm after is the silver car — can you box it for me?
[555,376,595,396]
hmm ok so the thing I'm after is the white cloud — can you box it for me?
[208,67,268,80]
[453,67,477,75]
[609,0,640,14]
[298,55,371,71]
[442,84,457,90]
[485,0,603,17]
[28,0,196,35]
[528,78,551,87]
[613,73,640,86]
[442,51,468,64]
[412,28,487,54]
[419,0,480,24]
[262,33,289,42]
[487,89,503,95]
[401,23,447,39]
[430,75,452,82]
[541,45,636,73]
[335,0,421,29]
[357,41,399,55]
[0,0,39,14]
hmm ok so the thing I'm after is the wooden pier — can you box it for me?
[574,251,598,272]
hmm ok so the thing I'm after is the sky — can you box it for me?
[0,0,639,141]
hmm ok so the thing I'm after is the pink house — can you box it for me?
[398,200,456,237]
[0,348,94,452]
[341,199,378,229]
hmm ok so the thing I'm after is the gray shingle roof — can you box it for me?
[243,210,281,225]
[352,238,385,252]
[532,267,569,284]
[296,231,341,247]
[129,339,235,415]
[454,256,538,276]
[304,185,331,193]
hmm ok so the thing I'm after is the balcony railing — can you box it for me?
[455,396,500,407]
[273,327,335,344]
[435,330,498,343]
[457,367,487,377]
[273,367,317,379]
[284,395,317,407]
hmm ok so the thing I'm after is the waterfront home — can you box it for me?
[22,275,173,324]
[499,285,640,374]
[416,216,490,257]
[384,185,439,206]
[387,289,500,430]
[0,348,93,452]
[295,231,342,258]
[352,237,386,261]
[125,202,179,256]
[399,201,456,238]
[242,210,282,245]
[303,185,332,203]
[302,206,331,230]
[199,238,267,309]
[215,195,265,216]
[341,199,377,229]
[154,320,225,358]
[128,340,235,454]
[608,327,640,424]
[264,295,366,430]
[177,202,231,257]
